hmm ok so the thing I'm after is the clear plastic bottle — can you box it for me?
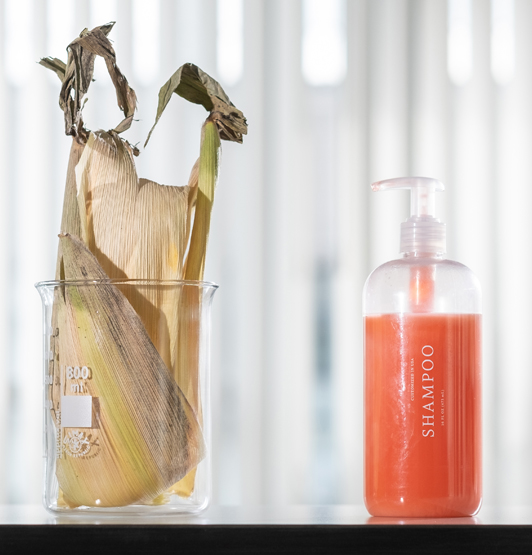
[363,177,482,518]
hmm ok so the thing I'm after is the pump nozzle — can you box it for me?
[372,176,446,254]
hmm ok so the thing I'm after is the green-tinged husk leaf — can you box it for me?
[168,121,221,497]
[52,234,205,507]
[185,120,221,281]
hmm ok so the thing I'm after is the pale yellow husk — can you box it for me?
[67,129,201,501]
[74,130,193,372]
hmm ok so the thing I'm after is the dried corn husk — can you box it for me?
[53,234,204,507]
[41,23,247,505]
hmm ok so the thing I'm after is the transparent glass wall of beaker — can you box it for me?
[35,279,217,515]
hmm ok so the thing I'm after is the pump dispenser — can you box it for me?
[363,177,482,518]
[372,177,445,255]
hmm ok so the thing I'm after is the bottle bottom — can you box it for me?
[365,496,482,518]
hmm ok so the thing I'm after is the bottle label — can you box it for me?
[419,344,437,437]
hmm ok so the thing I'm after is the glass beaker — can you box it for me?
[35,279,217,515]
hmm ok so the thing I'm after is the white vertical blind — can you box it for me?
[331,0,368,506]
[367,0,410,268]
[0,0,7,502]
[302,0,347,87]
[448,0,473,87]
[210,0,266,505]
[217,0,244,87]
[451,0,498,504]
[496,0,532,505]
[491,0,515,86]
[5,0,53,503]
[1,0,531,509]
[409,0,449,187]
[261,0,315,504]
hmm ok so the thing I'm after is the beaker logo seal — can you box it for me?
[63,430,91,457]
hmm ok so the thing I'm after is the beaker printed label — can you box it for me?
[63,365,92,394]
[61,429,101,459]
[56,410,62,459]
[61,395,93,428]
[63,430,92,457]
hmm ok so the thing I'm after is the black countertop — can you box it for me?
[1,504,532,554]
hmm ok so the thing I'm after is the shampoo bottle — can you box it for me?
[363,177,482,518]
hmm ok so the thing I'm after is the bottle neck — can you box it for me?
[400,217,446,254]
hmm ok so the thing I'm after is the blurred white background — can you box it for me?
[0,0,530,509]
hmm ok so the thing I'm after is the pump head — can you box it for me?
[372,176,446,254]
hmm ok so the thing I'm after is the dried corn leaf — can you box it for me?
[145,63,248,146]
[53,234,204,507]
[38,57,66,82]
[40,22,136,140]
